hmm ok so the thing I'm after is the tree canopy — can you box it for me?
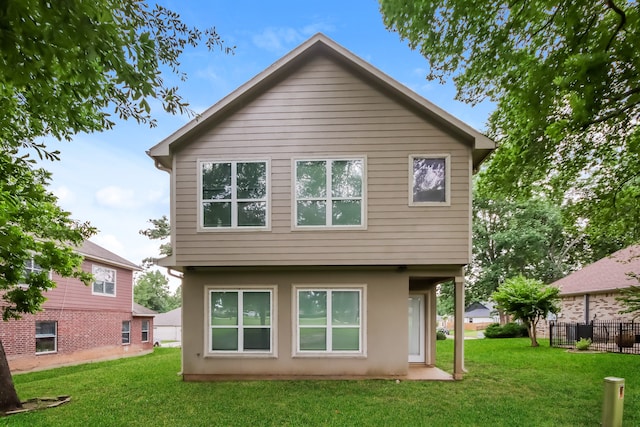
[1,0,232,158]
[0,0,230,412]
[492,276,560,347]
[469,193,584,302]
[134,270,179,313]
[380,0,640,249]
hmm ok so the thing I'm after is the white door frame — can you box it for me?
[408,294,425,363]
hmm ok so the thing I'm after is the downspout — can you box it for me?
[584,294,590,324]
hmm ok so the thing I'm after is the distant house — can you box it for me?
[464,302,498,326]
[553,245,640,323]
[148,33,494,380]
[1,240,153,372]
[153,307,182,345]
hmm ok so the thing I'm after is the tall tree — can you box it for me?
[134,270,179,313]
[492,275,560,347]
[0,152,95,411]
[469,193,584,302]
[380,1,640,247]
[0,0,230,412]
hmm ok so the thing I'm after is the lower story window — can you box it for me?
[296,287,363,354]
[122,321,131,344]
[208,288,273,354]
[141,320,149,342]
[35,321,57,354]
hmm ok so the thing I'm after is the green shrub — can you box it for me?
[484,322,527,338]
[575,338,592,351]
[436,330,447,340]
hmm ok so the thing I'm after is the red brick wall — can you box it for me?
[1,308,154,372]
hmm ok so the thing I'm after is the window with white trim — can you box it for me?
[200,160,269,229]
[294,158,365,227]
[409,154,450,205]
[122,321,131,344]
[141,320,150,342]
[92,265,116,296]
[296,287,363,354]
[208,288,273,354]
[35,321,57,354]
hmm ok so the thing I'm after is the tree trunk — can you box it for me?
[528,321,539,347]
[0,340,21,413]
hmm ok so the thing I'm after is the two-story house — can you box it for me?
[148,34,494,380]
[1,240,153,372]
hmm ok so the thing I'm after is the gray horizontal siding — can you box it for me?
[171,55,473,266]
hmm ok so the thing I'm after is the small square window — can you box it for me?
[409,154,450,206]
[93,265,116,296]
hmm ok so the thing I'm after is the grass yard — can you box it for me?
[7,338,640,426]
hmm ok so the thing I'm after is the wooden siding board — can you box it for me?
[170,55,472,267]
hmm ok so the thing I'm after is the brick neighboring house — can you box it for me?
[554,245,640,324]
[1,240,154,372]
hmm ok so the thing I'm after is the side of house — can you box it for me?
[149,34,494,380]
[153,307,182,345]
[536,245,640,338]
[1,241,153,372]
[555,245,640,323]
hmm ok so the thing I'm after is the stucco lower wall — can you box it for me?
[181,268,419,378]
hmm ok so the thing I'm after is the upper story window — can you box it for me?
[294,158,365,228]
[200,160,269,230]
[21,258,49,287]
[409,154,451,206]
[92,265,116,297]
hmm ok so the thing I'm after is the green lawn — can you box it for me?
[8,339,640,426]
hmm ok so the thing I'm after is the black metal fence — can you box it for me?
[549,320,640,354]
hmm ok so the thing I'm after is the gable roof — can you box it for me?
[133,303,156,317]
[154,307,181,326]
[77,240,141,271]
[553,245,640,296]
[465,301,495,318]
[148,33,494,171]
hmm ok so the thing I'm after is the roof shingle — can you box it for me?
[553,245,640,295]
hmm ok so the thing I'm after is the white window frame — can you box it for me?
[409,154,451,206]
[198,159,271,231]
[122,321,131,345]
[293,284,366,358]
[20,258,51,288]
[35,321,57,354]
[141,320,150,342]
[205,286,277,357]
[292,157,367,230]
[92,265,116,297]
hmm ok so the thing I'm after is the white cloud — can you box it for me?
[252,27,305,53]
[95,186,138,209]
[52,185,75,204]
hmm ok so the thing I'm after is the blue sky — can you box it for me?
[41,0,494,286]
